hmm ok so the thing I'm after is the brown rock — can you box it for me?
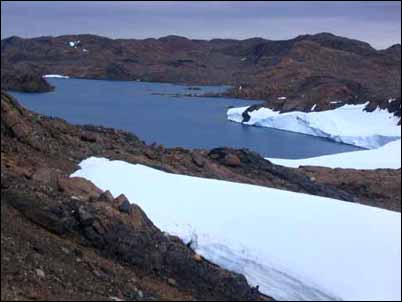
[97,190,114,203]
[128,204,154,228]
[114,194,129,208]
[31,167,60,185]
[11,120,32,138]
[223,154,241,167]
[193,254,203,262]
[58,177,102,201]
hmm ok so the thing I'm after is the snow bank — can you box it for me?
[42,74,70,79]
[72,157,401,301]
[267,139,401,170]
[227,104,401,149]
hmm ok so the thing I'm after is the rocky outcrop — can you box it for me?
[299,166,402,212]
[1,33,400,115]
[2,176,261,301]
[1,64,54,92]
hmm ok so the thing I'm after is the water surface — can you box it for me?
[11,78,361,159]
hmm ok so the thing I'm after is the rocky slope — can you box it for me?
[1,33,400,115]
[2,89,401,300]
[1,91,268,301]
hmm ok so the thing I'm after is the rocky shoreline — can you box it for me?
[1,86,401,300]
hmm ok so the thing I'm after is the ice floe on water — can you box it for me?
[227,103,401,149]
[72,157,401,301]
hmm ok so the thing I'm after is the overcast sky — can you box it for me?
[1,1,401,49]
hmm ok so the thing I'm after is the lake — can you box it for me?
[11,78,361,159]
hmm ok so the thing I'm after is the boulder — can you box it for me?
[77,206,95,227]
[97,190,114,203]
[58,177,102,201]
[223,154,241,167]
[144,149,158,160]
[80,132,98,143]
[191,153,205,168]
[118,200,131,214]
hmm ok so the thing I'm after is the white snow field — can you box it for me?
[267,139,401,170]
[72,157,401,301]
[42,74,70,79]
[227,103,401,149]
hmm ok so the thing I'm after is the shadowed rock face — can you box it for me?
[2,180,263,301]
[1,33,400,115]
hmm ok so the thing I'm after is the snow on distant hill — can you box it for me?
[72,157,401,301]
[227,103,401,149]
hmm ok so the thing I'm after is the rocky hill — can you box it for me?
[1,33,401,114]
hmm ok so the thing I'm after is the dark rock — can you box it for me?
[144,149,158,160]
[80,132,97,143]
[167,278,177,287]
[77,206,95,227]
[119,200,131,214]
[191,153,205,168]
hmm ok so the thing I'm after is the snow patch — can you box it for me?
[72,157,401,301]
[227,103,401,149]
[42,74,70,79]
[267,139,401,169]
[68,40,80,48]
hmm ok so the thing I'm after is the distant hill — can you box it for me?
[1,33,400,115]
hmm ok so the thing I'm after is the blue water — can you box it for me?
[11,78,361,159]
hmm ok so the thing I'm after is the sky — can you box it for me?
[1,1,401,49]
